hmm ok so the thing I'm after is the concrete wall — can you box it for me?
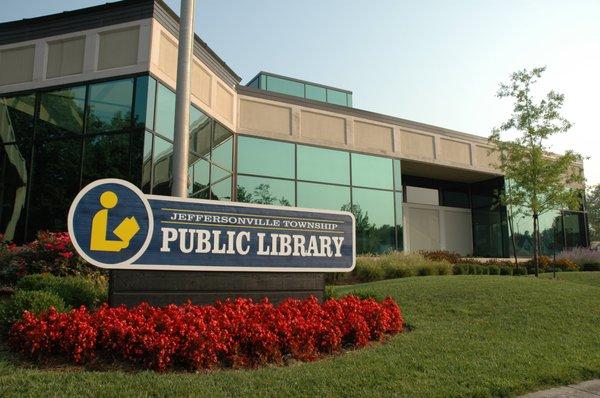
[0,20,152,94]
[237,93,511,176]
[148,21,236,131]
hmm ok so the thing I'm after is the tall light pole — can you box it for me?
[171,0,196,197]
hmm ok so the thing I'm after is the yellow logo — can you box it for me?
[90,191,140,252]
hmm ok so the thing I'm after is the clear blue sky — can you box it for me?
[3,1,599,184]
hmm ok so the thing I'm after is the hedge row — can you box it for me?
[8,297,403,371]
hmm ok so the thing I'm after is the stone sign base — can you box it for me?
[108,270,325,307]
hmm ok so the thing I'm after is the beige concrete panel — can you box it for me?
[443,209,473,255]
[191,61,211,106]
[300,111,346,144]
[354,120,393,151]
[239,99,291,136]
[439,138,471,165]
[474,145,499,169]
[215,83,234,123]
[46,36,85,78]
[98,26,139,70]
[158,32,177,80]
[406,206,440,252]
[0,45,35,86]
[400,131,435,158]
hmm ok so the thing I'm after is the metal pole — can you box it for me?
[171,0,196,197]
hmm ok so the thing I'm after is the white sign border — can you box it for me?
[68,180,356,273]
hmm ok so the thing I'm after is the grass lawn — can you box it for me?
[1,274,599,397]
[538,271,600,288]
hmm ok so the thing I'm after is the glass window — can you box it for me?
[0,95,35,144]
[538,210,562,255]
[155,84,175,140]
[297,182,350,211]
[190,106,211,157]
[237,136,294,179]
[297,145,349,185]
[442,188,470,208]
[87,78,133,134]
[141,131,152,193]
[305,85,326,102]
[327,89,348,106]
[211,177,231,201]
[152,135,172,195]
[237,175,294,206]
[395,192,403,251]
[266,76,304,97]
[191,188,209,200]
[212,123,232,171]
[130,131,144,188]
[564,212,587,249]
[38,86,86,137]
[247,78,259,89]
[82,133,130,185]
[134,76,156,129]
[189,155,210,194]
[393,159,402,191]
[27,138,82,237]
[347,94,353,107]
[351,188,395,253]
[211,164,231,184]
[351,153,393,190]
[259,74,267,89]
[0,142,32,242]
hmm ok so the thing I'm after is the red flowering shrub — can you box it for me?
[8,296,403,371]
[0,231,102,285]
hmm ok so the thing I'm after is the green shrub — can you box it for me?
[452,264,466,275]
[1,289,66,334]
[353,260,385,282]
[513,267,528,276]
[344,289,384,301]
[581,263,600,271]
[382,263,416,279]
[488,265,500,275]
[434,262,453,275]
[480,266,490,275]
[16,274,107,308]
[499,266,513,276]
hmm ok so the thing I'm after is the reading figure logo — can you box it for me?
[90,191,140,252]
[68,179,153,268]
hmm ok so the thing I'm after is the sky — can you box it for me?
[3,1,599,184]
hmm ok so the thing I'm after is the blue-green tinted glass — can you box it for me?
[155,84,175,140]
[539,210,562,254]
[237,136,294,179]
[564,212,586,248]
[211,177,232,201]
[212,123,232,171]
[237,175,294,206]
[138,76,156,129]
[395,192,403,251]
[305,85,326,102]
[189,155,209,194]
[247,78,259,89]
[297,145,349,185]
[297,182,350,211]
[189,106,211,157]
[259,74,267,89]
[152,135,172,195]
[393,159,402,190]
[347,94,353,107]
[266,76,304,97]
[142,131,152,193]
[351,153,393,190]
[87,78,133,134]
[39,86,86,137]
[0,141,32,241]
[352,188,395,253]
[211,164,231,184]
[327,89,348,106]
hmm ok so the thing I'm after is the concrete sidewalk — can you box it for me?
[520,380,600,397]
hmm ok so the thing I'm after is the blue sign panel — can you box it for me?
[68,179,355,272]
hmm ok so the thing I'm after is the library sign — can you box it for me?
[67,179,355,272]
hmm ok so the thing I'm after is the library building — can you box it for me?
[0,0,589,258]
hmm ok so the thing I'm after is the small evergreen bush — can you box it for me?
[16,274,107,308]
[581,263,600,271]
[488,265,500,275]
[1,289,66,334]
[499,266,513,276]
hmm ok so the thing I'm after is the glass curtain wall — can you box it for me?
[144,78,234,200]
[0,74,234,242]
[247,73,353,107]
[0,76,145,242]
[236,135,402,253]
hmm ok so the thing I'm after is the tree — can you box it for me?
[489,67,584,277]
[587,184,600,242]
